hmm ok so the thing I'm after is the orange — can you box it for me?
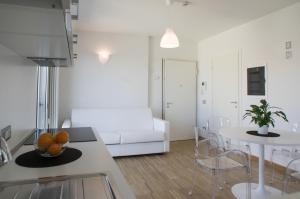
[55,131,69,144]
[37,133,54,151]
[47,143,62,156]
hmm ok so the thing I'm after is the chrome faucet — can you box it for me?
[0,126,12,166]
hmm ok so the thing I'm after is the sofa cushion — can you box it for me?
[71,108,154,132]
[120,130,164,144]
[99,133,121,145]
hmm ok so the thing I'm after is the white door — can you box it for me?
[163,59,197,141]
[211,51,239,130]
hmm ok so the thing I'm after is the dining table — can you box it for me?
[219,127,300,199]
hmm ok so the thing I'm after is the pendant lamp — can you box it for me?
[160,28,179,48]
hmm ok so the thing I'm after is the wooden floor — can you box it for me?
[115,140,300,199]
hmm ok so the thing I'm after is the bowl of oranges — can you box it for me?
[35,130,69,157]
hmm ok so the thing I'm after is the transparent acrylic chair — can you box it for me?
[282,157,300,194]
[207,117,252,176]
[0,136,12,167]
[270,123,300,183]
[194,121,210,141]
[195,117,230,148]
[188,132,251,199]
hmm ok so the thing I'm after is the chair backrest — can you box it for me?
[219,117,231,128]
[194,122,210,147]
[205,116,231,134]
[283,157,300,194]
[196,132,226,158]
[194,127,199,148]
[197,132,250,172]
[290,123,300,153]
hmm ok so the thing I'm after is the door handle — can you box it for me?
[230,101,238,104]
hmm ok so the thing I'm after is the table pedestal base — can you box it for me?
[232,183,282,199]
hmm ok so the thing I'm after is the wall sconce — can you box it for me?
[98,50,111,64]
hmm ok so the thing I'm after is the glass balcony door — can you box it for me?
[36,66,59,130]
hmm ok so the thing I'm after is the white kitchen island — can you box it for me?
[0,131,135,199]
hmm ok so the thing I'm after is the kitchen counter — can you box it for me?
[6,128,33,154]
[0,130,135,199]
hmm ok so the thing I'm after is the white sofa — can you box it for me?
[62,108,170,157]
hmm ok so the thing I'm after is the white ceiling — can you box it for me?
[74,0,300,41]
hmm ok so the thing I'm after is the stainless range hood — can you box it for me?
[0,0,74,67]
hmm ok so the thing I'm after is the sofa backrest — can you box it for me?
[71,108,154,132]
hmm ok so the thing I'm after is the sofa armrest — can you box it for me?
[154,118,170,152]
[153,118,169,132]
[62,119,72,128]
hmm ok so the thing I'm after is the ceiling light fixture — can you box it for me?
[166,0,172,6]
[165,0,192,6]
[98,50,111,64]
[160,28,180,48]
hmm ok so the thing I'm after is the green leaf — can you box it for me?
[243,99,288,127]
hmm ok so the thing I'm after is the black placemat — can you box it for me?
[24,127,97,145]
[15,148,82,168]
[246,131,280,137]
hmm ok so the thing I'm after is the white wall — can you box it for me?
[149,36,198,118]
[197,2,300,161]
[59,31,149,123]
[0,44,37,134]
[59,32,198,124]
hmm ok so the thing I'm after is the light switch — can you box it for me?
[286,51,293,59]
[286,41,292,50]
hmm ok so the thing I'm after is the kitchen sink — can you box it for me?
[0,173,120,199]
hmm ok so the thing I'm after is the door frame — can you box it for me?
[162,58,198,127]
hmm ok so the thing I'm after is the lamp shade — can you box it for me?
[160,28,179,48]
[98,50,111,64]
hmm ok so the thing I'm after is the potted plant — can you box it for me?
[243,99,288,135]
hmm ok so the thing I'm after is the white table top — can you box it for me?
[219,127,300,146]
